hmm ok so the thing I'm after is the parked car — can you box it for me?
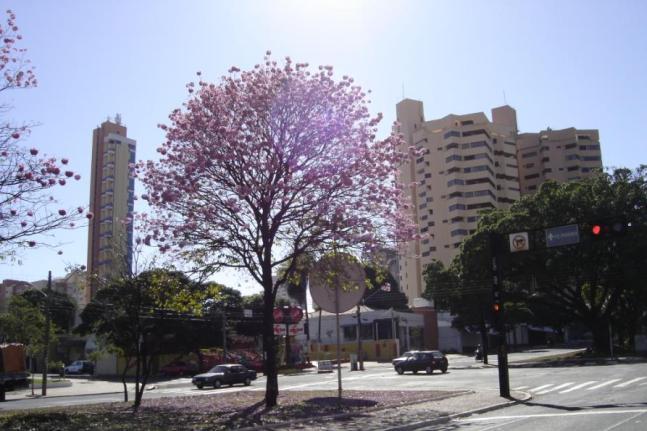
[192,364,257,389]
[317,360,333,373]
[160,361,198,377]
[393,350,448,375]
[64,360,94,375]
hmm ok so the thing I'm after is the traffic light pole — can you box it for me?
[491,239,510,398]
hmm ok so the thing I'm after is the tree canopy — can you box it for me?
[136,54,416,407]
[426,168,647,353]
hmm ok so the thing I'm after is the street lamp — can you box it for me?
[31,271,52,397]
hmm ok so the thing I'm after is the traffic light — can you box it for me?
[493,302,501,313]
[590,220,630,240]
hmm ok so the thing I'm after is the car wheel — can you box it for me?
[426,366,433,374]
[213,380,221,389]
[196,383,204,389]
[244,377,251,386]
[229,383,234,387]
[441,367,448,373]
[413,370,418,374]
[396,366,404,375]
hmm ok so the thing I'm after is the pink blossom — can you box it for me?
[86,212,94,219]
[27,241,36,247]
[65,171,73,177]
[61,158,69,164]
[58,209,66,216]
[29,148,38,155]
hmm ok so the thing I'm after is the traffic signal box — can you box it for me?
[590,220,630,240]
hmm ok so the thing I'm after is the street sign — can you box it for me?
[508,232,529,252]
[273,321,305,336]
[545,224,580,248]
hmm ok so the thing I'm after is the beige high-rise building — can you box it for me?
[396,99,520,302]
[87,116,136,295]
[517,128,602,195]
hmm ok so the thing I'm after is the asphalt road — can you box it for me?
[2,353,646,431]
[446,362,647,430]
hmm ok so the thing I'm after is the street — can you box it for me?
[1,351,646,430]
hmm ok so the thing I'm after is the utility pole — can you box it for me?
[356,304,364,370]
[42,270,52,397]
[222,308,227,360]
[491,234,510,398]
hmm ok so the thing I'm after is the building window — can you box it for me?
[467,216,479,223]
[451,229,468,237]
[451,216,464,223]
[447,178,465,187]
[445,143,459,150]
[521,151,538,159]
[446,154,462,163]
[524,163,535,168]
[461,120,474,126]
[567,165,579,172]
[566,154,580,161]
[443,130,460,139]
[583,156,600,161]
[449,203,466,211]
[463,129,491,139]
[447,167,460,174]
[524,173,540,180]
[577,135,592,141]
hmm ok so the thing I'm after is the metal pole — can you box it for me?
[222,309,227,360]
[491,236,510,398]
[42,270,51,397]
[335,282,342,401]
[609,322,614,359]
[356,304,364,371]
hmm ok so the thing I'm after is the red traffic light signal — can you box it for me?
[590,220,629,239]
[493,303,501,313]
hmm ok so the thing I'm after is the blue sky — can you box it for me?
[3,0,646,294]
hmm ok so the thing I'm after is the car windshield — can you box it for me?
[208,365,229,373]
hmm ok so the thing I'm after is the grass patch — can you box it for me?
[0,390,462,430]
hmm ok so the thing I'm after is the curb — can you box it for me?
[383,391,533,431]
[6,390,124,402]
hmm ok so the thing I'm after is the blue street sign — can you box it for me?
[545,224,580,248]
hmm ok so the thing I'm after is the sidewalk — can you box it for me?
[253,389,530,430]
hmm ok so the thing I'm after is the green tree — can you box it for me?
[77,269,215,408]
[451,167,647,353]
[20,290,76,333]
[0,295,57,355]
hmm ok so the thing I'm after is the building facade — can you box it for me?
[396,99,520,301]
[87,116,136,295]
[517,128,602,195]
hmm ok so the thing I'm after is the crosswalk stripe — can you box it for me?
[536,382,574,394]
[559,381,597,393]
[613,377,647,388]
[530,384,553,392]
[513,386,529,390]
[586,379,622,390]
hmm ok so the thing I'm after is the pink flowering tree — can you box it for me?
[0,10,88,258]
[138,53,418,407]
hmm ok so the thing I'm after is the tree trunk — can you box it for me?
[121,357,130,402]
[591,320,610,354]
[263,277,278,408]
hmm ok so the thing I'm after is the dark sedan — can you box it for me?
[192,364,257,389]
[393,350,448,375]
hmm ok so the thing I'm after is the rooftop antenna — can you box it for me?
[502,90,508,105]
[115,113,122,125]
[402,82,405,100]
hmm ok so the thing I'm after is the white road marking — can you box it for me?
[529,384,553,392]
[459,409,647,422]
[512,386,529,390]
[614,377,647,388]
[559,381,597,393]
[536,382,574,394]
[587,379,622,390]
[602,411,647,431]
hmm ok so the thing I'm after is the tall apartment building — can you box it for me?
[396,99,520,301]
[517,128,602,195]
[87,116,136,295]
